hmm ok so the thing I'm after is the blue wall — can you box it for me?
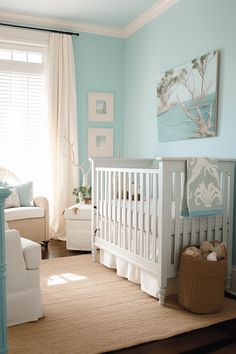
[73,33,124,170]
[124,0,236,158]
[124,0,236,263]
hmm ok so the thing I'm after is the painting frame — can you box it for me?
[87,128,114,157]
[156,50,220,142]
[88,92,114,122]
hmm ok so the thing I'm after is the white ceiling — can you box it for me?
[0,0,179,37]
[0,0,160,28]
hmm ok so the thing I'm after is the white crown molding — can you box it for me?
[0,11,125,38]
[0,0,179,39]
[124,0,180,37]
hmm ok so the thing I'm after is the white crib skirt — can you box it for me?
[100,249,159,298]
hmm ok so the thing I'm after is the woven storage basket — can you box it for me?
[178,255,227,313]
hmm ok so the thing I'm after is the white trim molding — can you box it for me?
[124,0,180,37]
[0,0,180,39]
[0,11,124,38]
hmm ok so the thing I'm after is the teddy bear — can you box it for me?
[182,246,202,258]
[200,241,227,260]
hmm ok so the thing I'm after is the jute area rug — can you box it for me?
[8,255,236,354]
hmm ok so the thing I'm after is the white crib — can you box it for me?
[89,157,235,304]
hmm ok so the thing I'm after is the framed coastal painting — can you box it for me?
[88,128,114,157]
[156,50,220,141]
[88,92,114,122]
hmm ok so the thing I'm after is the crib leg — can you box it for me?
[159,287,166,305]
[92,246,97,262]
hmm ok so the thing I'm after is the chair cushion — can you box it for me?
[20,237,41,270]
[5,207,44,222]
[10,181,34,207]
[5,188,21,208]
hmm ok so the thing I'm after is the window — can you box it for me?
[0,40,49,195]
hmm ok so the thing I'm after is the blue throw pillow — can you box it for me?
[12,181,34,207]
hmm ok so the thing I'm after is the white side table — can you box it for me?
[64,204,92,251]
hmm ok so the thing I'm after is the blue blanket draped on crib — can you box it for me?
[181,157,223,217]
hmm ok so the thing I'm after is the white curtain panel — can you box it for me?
[47,33,79,239]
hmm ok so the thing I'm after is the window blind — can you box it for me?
[0,41,48,195]
[0,71,44,153]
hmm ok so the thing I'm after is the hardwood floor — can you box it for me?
[41,240,236,354]
[41,239,90,259]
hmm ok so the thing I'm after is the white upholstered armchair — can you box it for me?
[0,167,49,245]
[5,227,43,326]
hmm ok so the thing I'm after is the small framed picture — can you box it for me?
[88,92,114,122]
[88,128,114,157]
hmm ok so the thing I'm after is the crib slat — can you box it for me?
[191,217,199,245]
[133,172,138,254]
[206,217,212,241]
[139,172,144,257]
[108,170,112,243]
[96,170,99,239]
[150,174,157,262]
[117,171,121,247]
[113,171,117,245]
[224,165,234,289]
[199,217,206,244]
[100,171,104,239]
[222,172,228,244]
[104,171,108,241]
[123,172,127,249]
[146,174,150,260]
[128,172,132,251]
[214,215,221,242]
[182,218,189,248]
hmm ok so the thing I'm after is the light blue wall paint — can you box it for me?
[124,0,236,264]
[124,0,236,159]
[73,33,124,177]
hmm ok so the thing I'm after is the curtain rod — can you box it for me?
[0,22,79,36]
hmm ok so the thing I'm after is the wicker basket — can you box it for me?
[178,254,227,313]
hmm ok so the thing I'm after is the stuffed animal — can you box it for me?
[207,251,217,261]
[214,242,227,259]
[200,241,227,260]
[200,241,214,257]
[183,246,202,258]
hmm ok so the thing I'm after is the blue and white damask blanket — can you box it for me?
[181,158,223,217]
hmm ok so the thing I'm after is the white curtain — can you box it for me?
[47,33,79,239]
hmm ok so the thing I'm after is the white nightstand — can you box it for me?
[64,204,92,251]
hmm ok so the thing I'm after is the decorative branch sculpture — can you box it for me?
[79,162,91,188]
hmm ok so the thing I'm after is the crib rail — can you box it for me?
[95,167,160,273]
[90,158,235,302]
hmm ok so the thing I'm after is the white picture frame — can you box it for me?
[88,92,114,122]
[88,128,114,157]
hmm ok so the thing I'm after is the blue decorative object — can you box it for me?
[181,158,223,217]
[0,187,10,354]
